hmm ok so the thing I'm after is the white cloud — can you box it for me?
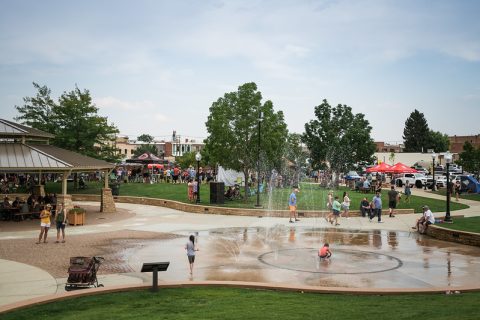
[95,97,155,111]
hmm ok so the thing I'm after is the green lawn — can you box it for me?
[439,216,480,233]
[433,189,480,202]
[41,181,468,213]
[2,287,478,320]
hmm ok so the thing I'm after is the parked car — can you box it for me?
[415,167,429,175]
[426,175,447,188]
[396,173,427,188]
[345,171,361,181]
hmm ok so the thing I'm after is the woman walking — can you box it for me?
[404,181,411,203]
[185,235,199,275]
[55,203,67,243]
[36,204,52,244]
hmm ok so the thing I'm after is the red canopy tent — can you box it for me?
[386,163,418,174]
[366,162,392,173]
[147,163,164,169]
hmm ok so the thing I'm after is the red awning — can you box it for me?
[386,163,418,174]
[147,163,164,169]
[366,162,392,173]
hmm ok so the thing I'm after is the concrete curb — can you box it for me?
[427,224,480,246]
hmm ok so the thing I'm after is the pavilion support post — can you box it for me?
[104,169,109,188]
[101,169,116,213]
[57,171,73,213]
[33,185,45,197]
[62,172,68,195]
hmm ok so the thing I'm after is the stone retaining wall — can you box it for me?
[426,224,480,247]
[71,194,415,218]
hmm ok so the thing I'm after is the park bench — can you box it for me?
[13,211,40,222]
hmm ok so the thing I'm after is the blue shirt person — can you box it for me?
[371,191,383,223]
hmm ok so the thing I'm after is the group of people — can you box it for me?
[324,190,356,225]
[123,166,214,185]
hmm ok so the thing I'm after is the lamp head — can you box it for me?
[195,152,202,162]
[444,151,452,164]
[431,152,436,160]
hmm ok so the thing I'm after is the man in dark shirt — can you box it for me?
[360,197,370,217]
[387,185,399,218]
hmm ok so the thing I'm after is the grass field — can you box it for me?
[2,287,478,320]
[433,189,480,202]
[41,181,468,213]
[439,216,480,233]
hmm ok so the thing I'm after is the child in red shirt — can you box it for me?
[318,243,332,260]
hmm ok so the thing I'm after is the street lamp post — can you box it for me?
[195,152,202,204]
[431,152,436,191]
[444,151,452,222]
[255,111,263,208]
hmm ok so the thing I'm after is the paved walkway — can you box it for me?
[0,191,479,308]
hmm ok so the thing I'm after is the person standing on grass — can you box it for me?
[404,181,411,203]
[185,235,199,275]
[370,191,383,223]
[37,204,52,244]
[325,191,334,223]
[455,181,461,201]
[187,179,194,202]
[192,179,198,202]
[55,203,67,243]
[342,191,351,219]
[387,185,399,218]
[288,188,300,223]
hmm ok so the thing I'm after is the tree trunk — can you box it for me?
[243,169,250,202]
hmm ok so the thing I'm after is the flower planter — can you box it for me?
[68,208,86,226]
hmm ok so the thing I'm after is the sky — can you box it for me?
[1,0,479,143]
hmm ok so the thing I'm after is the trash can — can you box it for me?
[210,182,225,204]
[110,183,120,196]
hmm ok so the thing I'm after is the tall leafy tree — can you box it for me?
[284,133,309,187]
[302,99,376,182]
[15,82,57,134]
[457,141,480,177]
[204,82,288,197]
[133,134,157,157]
[427,130,449,152]
[137,134,154,144]
[176,151,196,169]
[15,83,120,162]
[403,109,430,152]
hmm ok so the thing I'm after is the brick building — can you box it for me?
[449,135,480,153]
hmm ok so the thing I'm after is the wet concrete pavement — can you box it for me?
[1,189,479,307]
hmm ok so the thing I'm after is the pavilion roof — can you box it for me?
[0,142,114,172]
[0,119,55,139]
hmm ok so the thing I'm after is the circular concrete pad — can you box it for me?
[131,226,480,289]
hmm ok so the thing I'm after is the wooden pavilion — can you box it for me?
[0,119,116,213]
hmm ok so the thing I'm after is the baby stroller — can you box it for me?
[65,256,105,291]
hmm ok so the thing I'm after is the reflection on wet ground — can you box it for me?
[128,226,480,289]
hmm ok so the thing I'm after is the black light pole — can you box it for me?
[445,152,452,222]
[255,111,263,207]
[431,152,436,191]
[195,152,202,204]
